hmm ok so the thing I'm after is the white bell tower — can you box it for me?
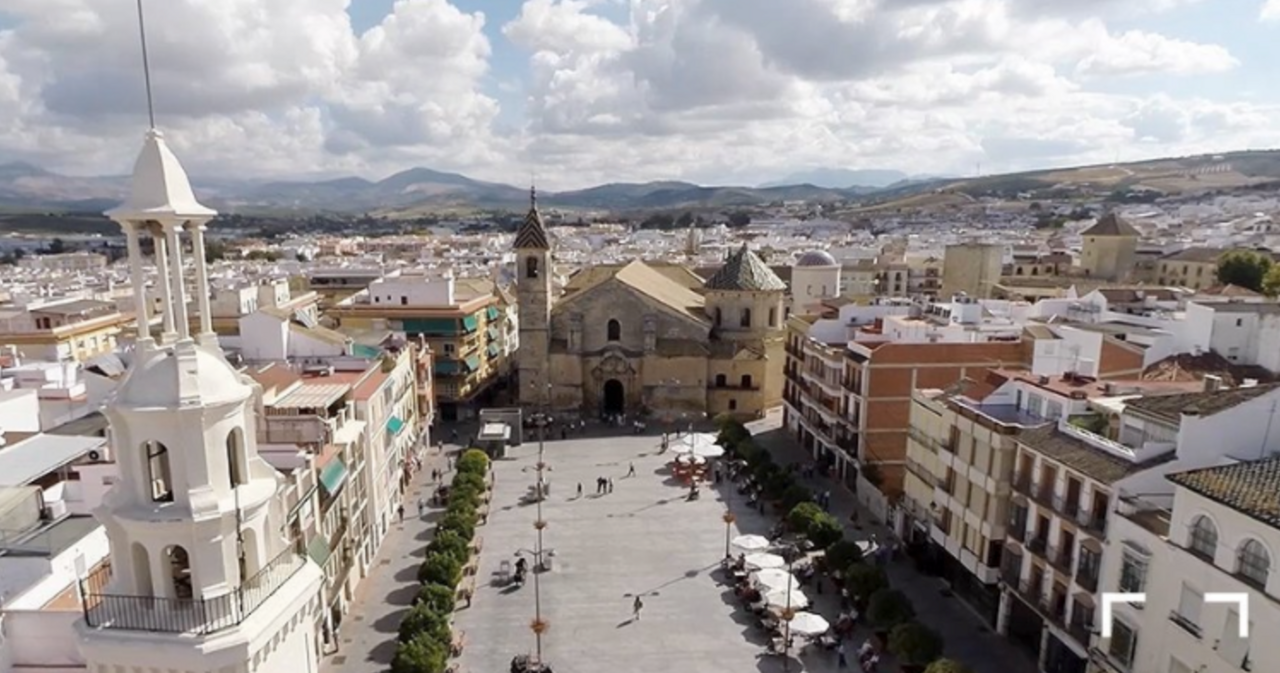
[74,129,324,673]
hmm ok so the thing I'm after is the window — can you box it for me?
[1236,539,1270,588]
[1118,551,1147,595]
[1172,583,1202,635]
[525,257,539,279]
[400,296,408,305]
[1218,609,1251,670]
[714,307,722,326]
[1107,619,1138,669]
[1187,516,1217,560]
[1026,394,1045,418]
[728,399,737,411]
[1044,400,1063,420]
[607,319,621,341]
[741,374,753,389]
[145,440,174,503]
[715,374,726,388]
[768,307,777,327]
[740,308,752,328]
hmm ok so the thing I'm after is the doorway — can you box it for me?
[603,379,625,415]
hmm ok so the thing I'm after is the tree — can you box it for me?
[391,633,449,673]
[456,449,490,475]
[47,237,67,254]
[204,238,228,263]
[924,659,974,673]
[426,529,470,565]
[787,502,824,534]
[824,540,864,570]
[437,511,476,541]
[844,563,889,607]
[676,211,695,228]
[417,552,462,587]
[727,211,751,227]
[781,484,815,511]
[1216,250,1273,292]
[805,513,844,550]
[415,583,456,614]
[1263,264,1280,298]
[867,588,915,629]
[398,604,451,643]
[889,621,944,665]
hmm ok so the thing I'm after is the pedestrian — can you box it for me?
[608,477,614,493]
[397,504,405,522]
[632,595,643,620]
[450,428,458,442]
[561,426,567,440]
[627,462,636,477]
[417,498,424,517]
[837,640,847,668]
[577,482,583,498]
[596,477,603,494]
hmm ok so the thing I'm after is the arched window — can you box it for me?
[144,440,174,502]
[166,545,193,599]
[768,308,777,327]
[607,319,621,341]
[1237,539,1270,587]
[740,308,752,328]
[131,542,152,596]
[227,427,248,487]
[1188,516,1217,559]
[526,257,539,279]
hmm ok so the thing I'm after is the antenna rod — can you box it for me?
[136,0,156,129]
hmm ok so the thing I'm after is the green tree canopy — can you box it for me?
[417,552,462,587]
[889,621,945,665]
[398,604,451,644]
[787,502,824,534]
[391,633,448,673]
[415,583,456,614]
[924,658,974,673]
[1262,264,1280,298]
[867,588,916,629]
[844,563,889,606]
[1216,250,1273,292]
[824,540,864,570]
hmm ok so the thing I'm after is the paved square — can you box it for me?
[454,430,790,673]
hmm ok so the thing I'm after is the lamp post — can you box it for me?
[722,511,736,559]
[780,544,799,673]
[529,410,550,666]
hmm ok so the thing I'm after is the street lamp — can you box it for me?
[721,511,736,558]
[779,544,800,673]
[529,410,551,666]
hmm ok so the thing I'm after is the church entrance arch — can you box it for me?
[603,379,625,415]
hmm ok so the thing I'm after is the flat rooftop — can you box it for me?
[0,515,101,558]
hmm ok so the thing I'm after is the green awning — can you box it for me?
[402,318,459,335]
[464,355,481,372]
[486,306,500,320]
[434,360,461,375]
[319,460,348,496]
[486,325,499,340]
[387,416,405,436]
[307,535,332,566]
[486,343,499,357]
[352,344,381,359]
[461,314,480,331]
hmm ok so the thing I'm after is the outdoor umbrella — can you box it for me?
[673,432,725,458]
[786,611,830,637]
[743,552,786,570]
[751,568,797,592]
[731,534,771,552]
[763,587,810,610]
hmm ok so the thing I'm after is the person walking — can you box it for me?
[632,595,643,621]
[837,640,848,668]
[416,498,424,517]
[627,462,636,477]
[608,477,614,494]
[397,504,405,522]
[577,482,583,498]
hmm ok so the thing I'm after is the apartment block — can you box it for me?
[0,298,130,362]
[1093,458,1280,673]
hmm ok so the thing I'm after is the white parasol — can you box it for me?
[764,587,810,610]
[731,534,771,552]
[673,432,725,458]
[786,611,830,637]
[673,453,707,465]
[743,552,786,570]
[751,568,798,592]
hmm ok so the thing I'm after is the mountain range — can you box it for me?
[0,161,897,215]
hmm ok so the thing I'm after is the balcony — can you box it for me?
[1008,522,1027,543]
[82,549,307,634]
[905,456,939,488]
[1076,508,1108,536]
[1067,617,1093,646]
[1075,565,1099,593]
[1000,557,1022,587]
[907,427,946,454]
[1016,578,1044,606]
[1048,545,1074,575]
[1168,610,1202,638]
[1012,473,1033,495]
[1026,536,1048,555]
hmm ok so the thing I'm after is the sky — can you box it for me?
[0,0,1278,189]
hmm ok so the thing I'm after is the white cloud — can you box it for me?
[0,0,1271,189]
[1263,0,1280,20]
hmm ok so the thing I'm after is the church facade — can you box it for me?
[514,198,787,420]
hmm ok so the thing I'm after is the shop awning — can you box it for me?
[387,416,405,436]
[487,343,500,357]
[464,355,481,372]
[319,459,348,495]
[486,306,500,321]
[307,535,332,566]
[461,314,480,331]
[486,325,499,340]
[402,318,459,335]
[434,360,461,375]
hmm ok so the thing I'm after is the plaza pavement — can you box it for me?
[328,413,1038,673]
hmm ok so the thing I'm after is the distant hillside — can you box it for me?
[2,148,1278,217]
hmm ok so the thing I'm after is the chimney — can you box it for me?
[1203,374,1223,393]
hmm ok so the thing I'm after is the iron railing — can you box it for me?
[82,548,307,634]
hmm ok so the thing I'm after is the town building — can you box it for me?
[1080,214,1140,281]
[942,242,1004,299]
[0,298,130,363]
[516,193,788,420]
[73,129,325,673]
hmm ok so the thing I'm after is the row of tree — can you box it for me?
[391,449,491,673]
[715,416,972,673]
[1216,250,1280,297]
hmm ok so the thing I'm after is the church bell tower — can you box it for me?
[75,129,324,673]
[515,187,553,409]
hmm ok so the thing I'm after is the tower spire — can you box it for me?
[136,0,156,129]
